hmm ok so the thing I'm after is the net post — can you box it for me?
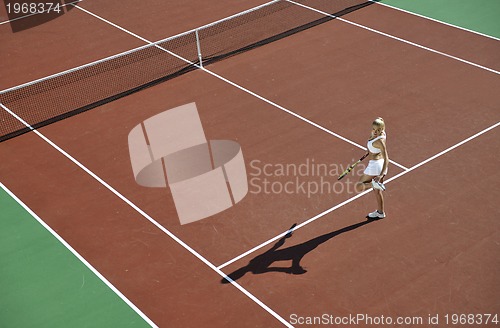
[195,29,203,68]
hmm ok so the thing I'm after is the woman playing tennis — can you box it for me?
[355,117,389,219]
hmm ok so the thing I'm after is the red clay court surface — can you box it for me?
[1,1,499,327]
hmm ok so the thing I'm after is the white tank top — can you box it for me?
[367,133,386,154]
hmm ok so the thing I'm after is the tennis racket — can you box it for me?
[338,153,369,180]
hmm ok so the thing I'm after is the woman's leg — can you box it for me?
[355,174,374,193]
[374,175,385,213]
[357,174,385,216]
[375,189,384,213]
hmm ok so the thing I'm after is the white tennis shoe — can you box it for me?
[367,210,386,219]
[371,179,386,191]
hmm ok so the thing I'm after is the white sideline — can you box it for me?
[217,121,499,269]
[285,0,499,75]
[0,181,158,328]
[370,0,500,41]
[0,100,295,327]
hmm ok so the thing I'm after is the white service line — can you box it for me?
[73,4,409,172]
[0,101,295,328]
[286,0,500,75]
[199,66,410,171]
[0,0,84,25]
[0,181,158,328]
[218,120,499,269]
[369,0,500,42]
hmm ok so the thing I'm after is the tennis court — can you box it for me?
[1,1,499,327]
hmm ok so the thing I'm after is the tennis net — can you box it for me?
[0,0,372,142]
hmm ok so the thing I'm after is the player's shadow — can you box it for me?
[221,218,379,284]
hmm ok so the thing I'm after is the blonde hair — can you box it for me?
[373,117,385,131]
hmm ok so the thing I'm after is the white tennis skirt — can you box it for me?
[364,159,388,176]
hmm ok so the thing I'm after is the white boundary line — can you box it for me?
[0,101,295,328]
[1,3,497,325]
[286,0,499,75]
[74,4,409,172]
[0,0,84,25]
[1,110,497,328]
[0,181,158,328]
[370,0,500,41]
[217,121,499,269]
